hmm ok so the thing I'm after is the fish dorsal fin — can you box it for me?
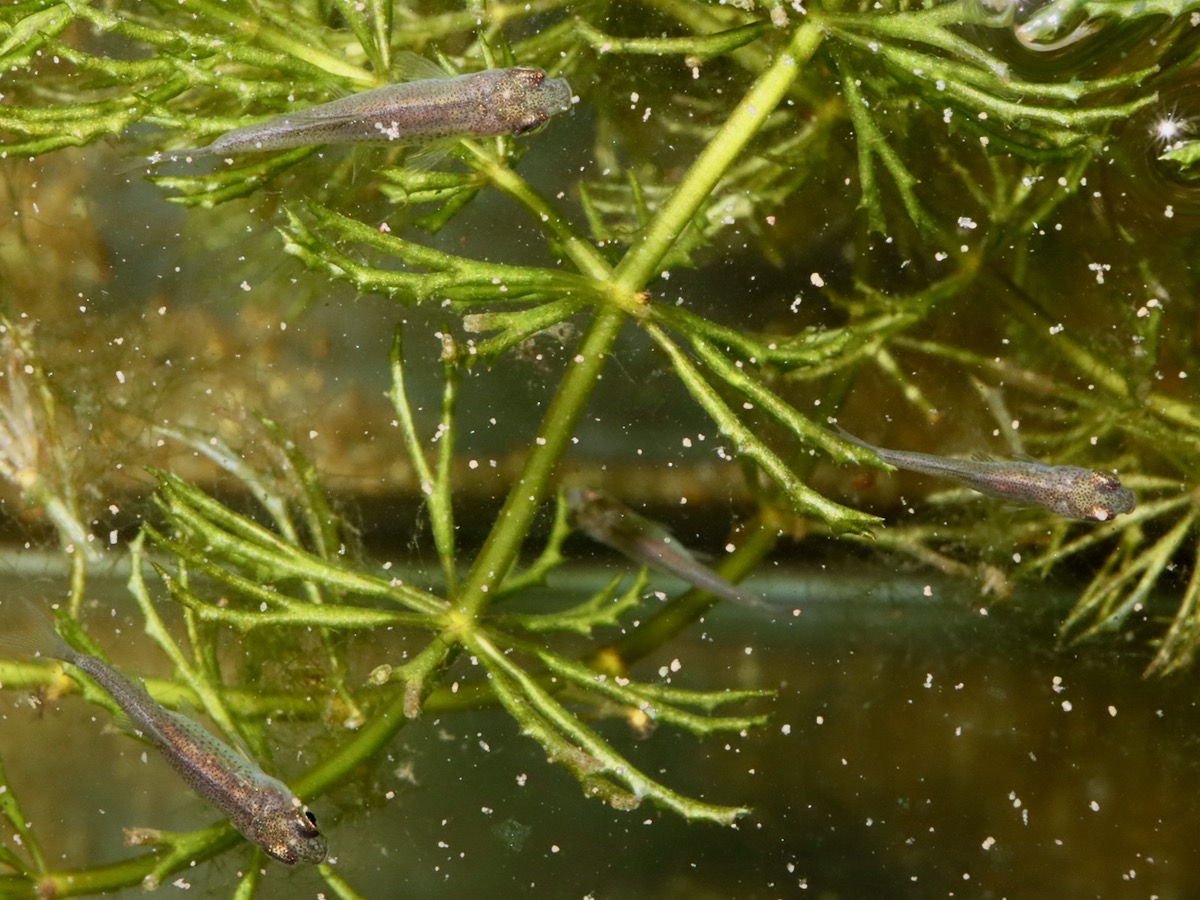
[393,51,453,83]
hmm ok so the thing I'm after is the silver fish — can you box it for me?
[835,426,1136,522]
[566,488,768,610]
[8,608,326,865]
[163,55,572,159]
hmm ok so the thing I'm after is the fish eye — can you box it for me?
[297,809,321,837]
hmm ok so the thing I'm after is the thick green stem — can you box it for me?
[613,22,824,291]
[455,306,626,617]
[454,22,826,616]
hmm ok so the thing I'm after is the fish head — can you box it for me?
[1080,471,1137,522]
[486,68,573,136]
[259,806,328,865]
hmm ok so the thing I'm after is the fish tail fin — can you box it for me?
[712,581,774,613]
[0,599,76,663]
[831,423,872,450]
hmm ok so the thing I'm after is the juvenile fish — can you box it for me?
[835,426,1136,522]
[162,57,572,159]
[566,487,769,610]
[8,608,327,865]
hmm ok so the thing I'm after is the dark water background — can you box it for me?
[2,563,1197,898]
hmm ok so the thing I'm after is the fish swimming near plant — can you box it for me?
[154,53,572,161]
[834,426,1136,522]
[566,487,769,610]
[2,604,327,865]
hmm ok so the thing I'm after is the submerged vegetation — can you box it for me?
[0,0,1199,894]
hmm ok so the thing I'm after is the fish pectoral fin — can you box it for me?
[403,140,456,172]
[392,51,454,82]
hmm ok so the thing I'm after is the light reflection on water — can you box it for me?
[2,567,1197,897]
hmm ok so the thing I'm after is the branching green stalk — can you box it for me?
[498,571,642,634]
[647,322,879,532]
[150,471,446,614]
[837,55,940,236]
[1063,508,1199,638]
[1001,279,1200,431]
[685,331,881,466]
[459,146,616,282]
[317,864,367,900]
[452,22,840,619]
[132,0,375,84]
[388,326,458,593]
[494,491,573,599]
[126,534,243,742]
[434,346,461,595]
[0,753,44,875]
[513,635,769,735]
[152,563,430,632]
[454,306,628,616]
[613,22,825,291]
[574,19,772,59]
[465,628,748,823]
[1147,530,1200,675]
[280,202,592,308]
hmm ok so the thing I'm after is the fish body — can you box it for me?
[566,488,768,610]
[170,64,572,158]
[12,611,326,865]
[836,427,1136,522]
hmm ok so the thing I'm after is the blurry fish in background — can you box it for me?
[566,487,770,610]
[834,426,1136,522]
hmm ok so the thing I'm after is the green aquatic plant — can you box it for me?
[1,0,1199,894]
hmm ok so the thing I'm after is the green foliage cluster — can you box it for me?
[1,0,1200,894]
